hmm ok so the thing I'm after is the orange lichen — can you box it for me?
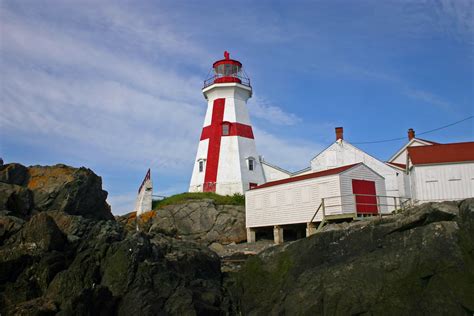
[139,210,156,223]
[27,167,75,190]
[125,212,137,225]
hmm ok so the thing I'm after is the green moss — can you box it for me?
[152,192,245,209]
[234,252,293,313]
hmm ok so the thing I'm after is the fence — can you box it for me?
[309,194,412,230]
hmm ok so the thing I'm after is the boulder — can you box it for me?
[26,164,113,220]
[145,199,246,244]
[0,182,33,217]
[0,163,29,186]
[0,215,24,244]
[231,199,474,315]
[20,212,67,252]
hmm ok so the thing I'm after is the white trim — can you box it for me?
[292,167,312,176]
[339,163,385,180]
[261,160,292,175]
[202,82,252,98]
[388,138,435,163]
[411,160,474,167]
[385,162,406,172]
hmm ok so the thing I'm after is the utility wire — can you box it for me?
[351,115,473,144]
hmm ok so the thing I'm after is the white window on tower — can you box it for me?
[248,158,255,171]
[199,160,204,172]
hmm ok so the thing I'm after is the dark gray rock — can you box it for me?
[0,163,114,221]
[0,163,29,186]
[144,199,246,245]
[231,199,474,315]
[0,182,33,217]
[26,164,113,220]
[20,212,67,252]
[1,207,226,315]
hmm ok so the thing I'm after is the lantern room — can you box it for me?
[204,51,250,88]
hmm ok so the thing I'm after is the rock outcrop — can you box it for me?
[0,163,227,315]
[230,199,474,315]
[120,199,247,245]
[0,163,113,220]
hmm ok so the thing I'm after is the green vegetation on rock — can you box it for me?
[152,192,245,209]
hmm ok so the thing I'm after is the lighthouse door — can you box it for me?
[352,179,378,215]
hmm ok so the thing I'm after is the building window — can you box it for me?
[222,123,230,136]
[248,158,254,171]
[199,160,204,172]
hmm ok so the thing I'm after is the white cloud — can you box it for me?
[254,127,323,172]
[0,3,324,215]
[249,95,302,126]
[404,89,452,110]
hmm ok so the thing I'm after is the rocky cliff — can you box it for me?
[229,199,474,315]
[0,163,226,315]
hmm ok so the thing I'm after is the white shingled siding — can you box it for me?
[246,174,341,227]
[339,164,387,214]
[410,162,474,203]
[310,141,401,201]
[238,137,266,191]
[189,139,210,192]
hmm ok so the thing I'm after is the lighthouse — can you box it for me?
[189,52,265,195]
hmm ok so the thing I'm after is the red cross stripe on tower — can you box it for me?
[200,98,254,192]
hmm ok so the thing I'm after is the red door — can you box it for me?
[352,179,378,214]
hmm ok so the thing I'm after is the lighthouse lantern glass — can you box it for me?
[215,63,241,76]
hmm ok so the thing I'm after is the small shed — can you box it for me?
[245,163,387,243]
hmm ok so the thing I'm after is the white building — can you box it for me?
[388,128,438,166]
[246,163,387,243]
[310,127,402,204]
[189,52,265,195]
[406,142,474,203]
[385,128,439,198]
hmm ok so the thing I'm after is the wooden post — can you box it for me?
[394,197,398,212]
[353,194,357,217]
[274,225,284,244]
[306,222,317,237]
[247,228,256,243]
[322,198,326,219]
[376,195,381,217]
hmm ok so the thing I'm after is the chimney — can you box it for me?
[335,127,343,141]
[408,128,415,141]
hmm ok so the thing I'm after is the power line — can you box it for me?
[351,115,473,145]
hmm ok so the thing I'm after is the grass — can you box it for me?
[152,192,245,209]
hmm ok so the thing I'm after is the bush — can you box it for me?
[152,192,245,209]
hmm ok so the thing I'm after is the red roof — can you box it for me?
[253,163,359,190]
[386,162,407,170]
[407,142,474,165]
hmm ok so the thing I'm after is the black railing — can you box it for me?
[203,74,251,89]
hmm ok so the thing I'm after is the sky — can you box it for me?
[1,0,473,215]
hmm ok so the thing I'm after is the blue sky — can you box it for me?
[1,0,473,214]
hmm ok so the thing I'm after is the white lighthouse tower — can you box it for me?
[189,51,265,195]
